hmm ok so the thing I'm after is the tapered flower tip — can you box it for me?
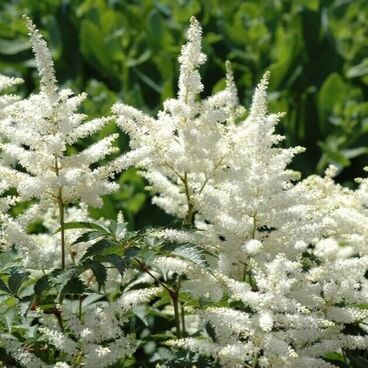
[23,14,34,30]
[23,14,57,99]
[259,70,271,88]
[190,16,199,26]
[225,60,235,88]
[249,70,271,118]
[187,16,202,41]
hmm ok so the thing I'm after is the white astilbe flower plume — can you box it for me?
[177,16,206,105]
[24,15,57,101]
[0,73,23,244]
[113,17,240,221]
[0,17,123,265]
[3,288,160,368]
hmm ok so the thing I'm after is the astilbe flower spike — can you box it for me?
[0,17,122,269]
[113,16,241,223]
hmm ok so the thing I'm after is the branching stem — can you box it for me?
[182,171,194,224]
[54,155,65,270]
[171,289,182,338]
[135,259,183,338]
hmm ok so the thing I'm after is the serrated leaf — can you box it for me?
[34,275,50,297]
[72,230,105,245]
[59,276,85,299]
[109,220,118,235]
[0,278,10,294]
[108,220,127,240]
[51,268,79,299]
[81,260,107,290]
[8,272,29,295]
[81,239,116,261]
[57,221,108,234]
[171,245,208,268]
[95,254,126,277]
[125,246,140,259]
[0,250,22,272]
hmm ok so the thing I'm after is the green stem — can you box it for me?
[242,263,247,282]
[123,63,130,102]
[180,302,186,337]
[342,349,349,365]
[135,259,183,338]
[78,295,83,320]
[252,350,259,368]
[183,171,194,224]
[54,155,65,270]
[171,290,181,338]
[58,195,65,270]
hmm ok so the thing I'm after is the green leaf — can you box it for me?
[8,272,29,295]
[82,260,107,290]
[72,230,105,245]
[318,141,351,168]
[125,246,140,259]
[341,147,368,159]
[127,49,151,67]
[80,19,114,75]
[0,39,31,55]
[324,352,345,363]
[59,222,108,234]
[34,274,50,297]
[108,220,127,240]
[0,278,10,294]
[347,353,368,368]
[346,59,368,79]
[317,73,346,134]
[81,239,117,261]
[59,276,85,298]
[95,254,127,277]
[171,245,208,268]
[132,67,163,93]
[0,250,22,272]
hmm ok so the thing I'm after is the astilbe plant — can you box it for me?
[0,15,368,368]
[0,17,122,270]
[114,17,368,368]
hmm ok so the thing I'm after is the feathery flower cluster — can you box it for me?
[0,17,123,267]
[3,287,161,368]
[115,18,368,368]
[113,17,242,221]
[0,74,23,217]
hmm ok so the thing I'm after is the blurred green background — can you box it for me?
[0,0,367,227]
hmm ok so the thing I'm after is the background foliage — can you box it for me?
[0,0,367,227]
